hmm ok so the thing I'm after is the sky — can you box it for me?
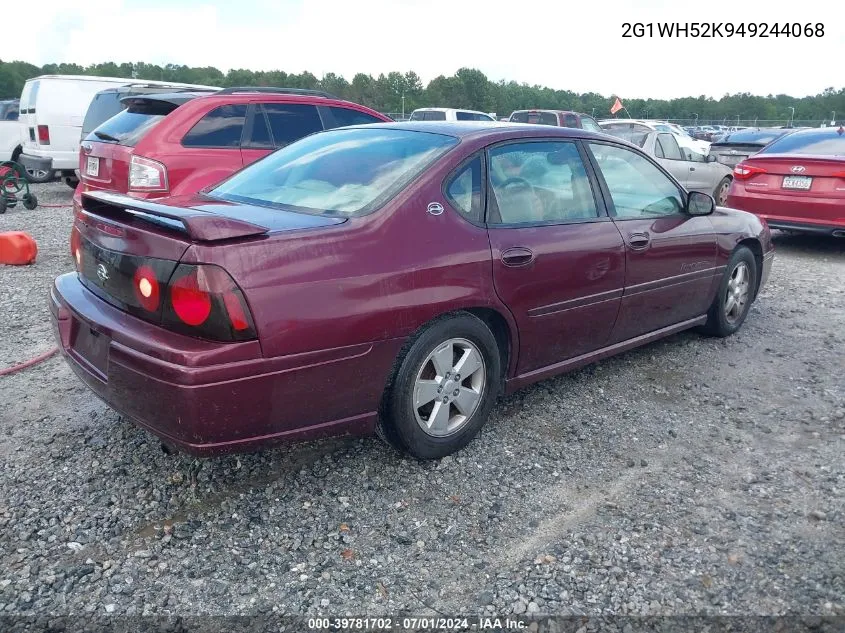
[2,0,843,100]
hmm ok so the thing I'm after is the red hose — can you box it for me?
[0,346,59,376]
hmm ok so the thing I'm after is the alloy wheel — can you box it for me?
[724,261,750,324]
[412,337,486,437]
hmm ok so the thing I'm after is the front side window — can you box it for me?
[210,128,458,217]
[445,156,483,222]
[488,141,598,225]
[182,104,247,148]
[656,133,683,160]
[588,142,683,218]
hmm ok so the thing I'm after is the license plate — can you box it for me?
[71,320,109,379]
[86,156,99,177]
[782,175,812,190]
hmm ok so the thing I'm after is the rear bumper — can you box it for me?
[726,188,845,236]
[49,273,400,456]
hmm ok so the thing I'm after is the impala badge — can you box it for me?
[427,202,444,216]
[791,165,806,173]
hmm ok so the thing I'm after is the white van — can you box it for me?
[17,75,216,184]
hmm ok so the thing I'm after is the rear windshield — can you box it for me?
[210,127,458,217]
[85,100,178,147]
[758,129,845,156]
[82,92,125,135]
[510,111,558,126]
[713,129,788,146]
[410,110,447,121]
[456,111,492,121]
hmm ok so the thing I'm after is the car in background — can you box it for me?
[726,126,845,236]
[409,108,495,121]
[53,122,772,459]
[1,99,21,163]
[17,75,218,185]
[709,128,796,168]
[600,119,710,155]
[602,128,733,205]
[508,110,603,132]
[76,87,391,210]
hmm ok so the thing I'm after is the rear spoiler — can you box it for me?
[81,191,270,242]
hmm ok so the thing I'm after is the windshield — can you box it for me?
[758,129,845,156]
[85,100,179,147]
[210,127,459,217]
[82,92,126,135]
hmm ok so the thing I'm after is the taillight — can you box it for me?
[733,163,767,180]
[162,264,256,341]
[70,226,82,269]
[37,125,50,145]
[832,170,845,179]
[129,155,169,192]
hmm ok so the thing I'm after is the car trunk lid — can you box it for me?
[738,154,845,198]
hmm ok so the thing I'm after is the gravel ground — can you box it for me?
[1,183,843,625]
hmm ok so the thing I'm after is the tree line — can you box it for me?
[1,59,842,124]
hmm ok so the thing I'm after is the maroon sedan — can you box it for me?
[50,122,774,459]
[726,126,845,236]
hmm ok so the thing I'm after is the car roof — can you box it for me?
[412,107,491,114]
[512,109,580,115]
[337,120,612,142]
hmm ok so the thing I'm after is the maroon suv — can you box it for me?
[74,87,391,212]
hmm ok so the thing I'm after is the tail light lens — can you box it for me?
[37,125,50,145]
[832,170,845,179]
[733,163,767,180]
[129,155,169,192]
[133,265,161,313]
[162,264,256,341]
[70,226,82,269]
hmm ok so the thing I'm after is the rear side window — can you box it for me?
[262,103,323,148]
[326,106,383,128]
[87,100,179,147]
[244,107,273,148]
[456,111,492,121]
[510,111,558,126]
[182,104,247,148]
[82,92,125,136]
[411,111,447,121]
[445,156,483,222]
[562,113,579,128]
[758,130,845,156]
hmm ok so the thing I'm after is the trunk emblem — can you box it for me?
[791,165,806,173]
[427,202,444,216]
[81,142,93,154]
[96,263,110,283]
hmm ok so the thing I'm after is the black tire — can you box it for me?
[65,177,79,190]
[25,168,54,184]
[713,176,731,207]
[701,246,757,337]
[22,193,37,210]
[379,312,502,459]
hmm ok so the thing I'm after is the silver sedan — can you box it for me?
[601,129,734,206]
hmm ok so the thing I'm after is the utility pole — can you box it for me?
[401,91,405,120]
[693,113,698,125]
[788,106,795,127]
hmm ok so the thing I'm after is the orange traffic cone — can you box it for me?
[0,232,38,265]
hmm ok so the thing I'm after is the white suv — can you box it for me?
[408,108,496,122]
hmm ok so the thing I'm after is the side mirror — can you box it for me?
[687,191,715,215]
[705,154,717,163]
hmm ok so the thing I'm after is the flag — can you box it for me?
[610,97,624,115]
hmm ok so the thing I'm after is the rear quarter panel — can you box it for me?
[181,149,508,361]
